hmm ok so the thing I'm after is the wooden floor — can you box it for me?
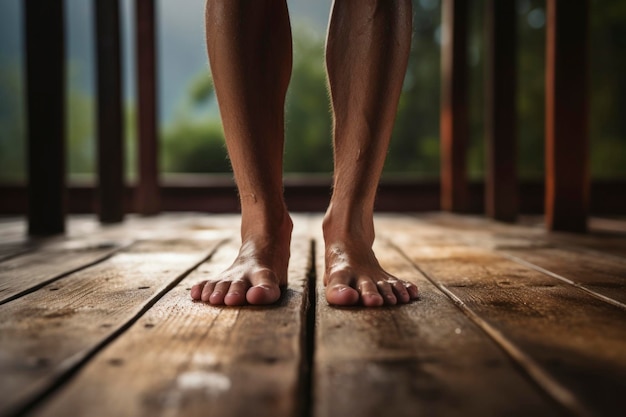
[1,213,625,417]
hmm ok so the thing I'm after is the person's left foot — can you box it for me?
[323,237,419,307]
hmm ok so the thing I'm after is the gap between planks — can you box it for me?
[1,238,226,417]
[28,238,315,417]
[3,214,620,412]
[378,214,626,417]
[388,241,594,417]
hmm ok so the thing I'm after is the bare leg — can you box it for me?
[323,0,419,306]
[191,0,293,305]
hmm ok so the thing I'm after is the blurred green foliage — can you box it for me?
[0,67,24,181]
[0,0,624,182]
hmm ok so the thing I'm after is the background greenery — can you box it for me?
[0,0,624,182]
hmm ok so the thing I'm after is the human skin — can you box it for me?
[190,0,419,307]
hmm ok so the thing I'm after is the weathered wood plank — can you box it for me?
[399,213,626,308]
[314,238,561,417]
[415,212,626,259]
[501,247,626,307]
[0,239,222,417]
[0,239,128,305]
[32,234,311,417]
[0,217,109,264]
[395,241,626,417]
[0,214,233,304]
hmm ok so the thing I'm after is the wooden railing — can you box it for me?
[13,0,618,236]
[441,0,591,232]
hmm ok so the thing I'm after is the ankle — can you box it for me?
[323,204,374,245]
[241,207,292,242]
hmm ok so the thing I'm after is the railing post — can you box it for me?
[545,0,589,232]
[95,0,125,223]
[440,0,470,212]
[24,0,66,235]
[135,0,160,215]
[485,0,517,222]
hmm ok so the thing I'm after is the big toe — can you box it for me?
[247,284,281,305]
[246,269,282,305]
[326,284,359,306]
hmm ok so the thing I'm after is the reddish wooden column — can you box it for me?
[440,0,469,212]
[545,0,589,232]
[135,0,160,215]
[24,0,66,235]
[485,0,517,222]
[95,0,125,223]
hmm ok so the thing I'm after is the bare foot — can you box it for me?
[323,215,419,307]
[191,214,292,306]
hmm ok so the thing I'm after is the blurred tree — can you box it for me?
[387,0,442,177]
[0,67,25,182]
[161,72,230,173]
[1,0,624,183]
[517,0,547,180]
[590,0,626,179]
[284,28,333,173]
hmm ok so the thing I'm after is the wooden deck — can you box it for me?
[1,213,625,417]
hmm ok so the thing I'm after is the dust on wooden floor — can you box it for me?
[1,213,625,417]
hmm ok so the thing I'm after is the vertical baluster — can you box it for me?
[135,0,160,215]
[485,0,517,222]
[440,0,470,212]
[95,0,125,223]
[25,0,66,235]
[545,0,589,232]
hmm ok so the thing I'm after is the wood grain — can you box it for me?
[398,213,626,307]
[0,239,221,417]
[413,212,626,259]
[32,233,311,417]
[0,239,126,305]
[313,238,560,417]
[395,241,626,417]
[501,247,626,306]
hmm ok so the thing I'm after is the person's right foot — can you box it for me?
[190,213,293,306]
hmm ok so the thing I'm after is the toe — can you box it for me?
[224,280,250,306]
[392,281,411,303]
[377,281,397,305]
[200,281,217,302]
[358,278,384,307]
[246,269,282,305]
[405,281,419,300]
[325,270,359,306]
[209,281,231,305]
[191,281,207,300]
[326,284,359,306]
